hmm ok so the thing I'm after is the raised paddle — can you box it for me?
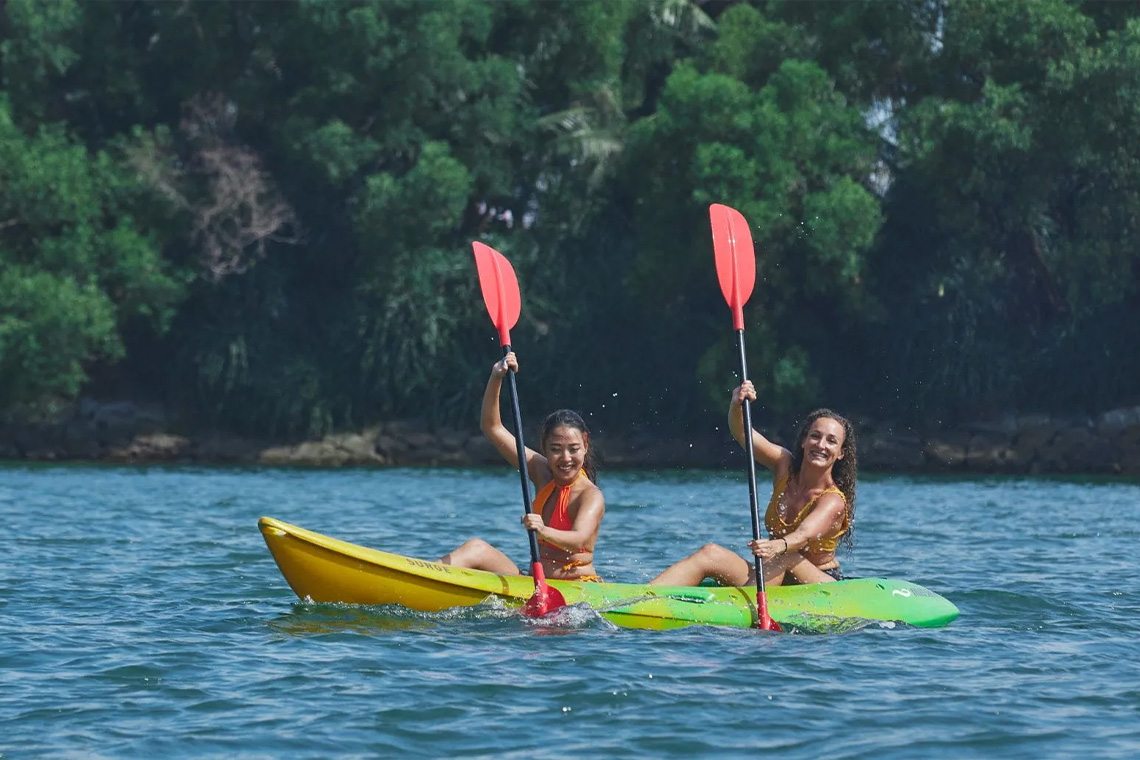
[471,241,567,617]
[708,203,781,632]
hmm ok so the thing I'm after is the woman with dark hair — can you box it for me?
[650,380,857,587]
[440,352,606,581]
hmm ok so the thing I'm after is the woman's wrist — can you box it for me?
[780,538,789,554]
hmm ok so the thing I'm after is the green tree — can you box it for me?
[865,0,1140,420]
[621,3,882,420]
[0,96,185,408]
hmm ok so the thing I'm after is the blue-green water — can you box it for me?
[2,465,1139,758]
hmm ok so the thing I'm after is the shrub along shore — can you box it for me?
[4,4,1140,458]
[3,399,1139,476]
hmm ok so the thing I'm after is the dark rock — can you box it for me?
[1094,406,1140,435]
[436,430,468,453]
[374,434,401,459]
[1042,428,1116,473]
[195,434,262,463]
[108,433,192,462]
[464,435,501,464]
[402,431,439,452]
[964,432,1019,472]
[924,432,971,470]
[5,396,1140,475]
[861,431,925,470]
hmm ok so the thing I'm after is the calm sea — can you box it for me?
[1,464,1138,758]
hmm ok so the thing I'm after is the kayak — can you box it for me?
[258,516,959,631]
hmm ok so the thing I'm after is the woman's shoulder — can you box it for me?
[771,469,792,492]
[771,450,794,478]
[574,478,605,504]
[814,489,847,516]
[826,484,847,502]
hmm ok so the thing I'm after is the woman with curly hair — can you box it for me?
[650,381,857,587]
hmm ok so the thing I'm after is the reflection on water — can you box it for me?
[268,596,516,637]
[269,596,885,639]
[267,598,617,638]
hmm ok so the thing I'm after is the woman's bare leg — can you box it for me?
[757,551,820,586]
[649,543,752,587]
[784,554,838,584]
[439,538,521,575]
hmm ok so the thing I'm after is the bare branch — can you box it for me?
[129,92,303,279]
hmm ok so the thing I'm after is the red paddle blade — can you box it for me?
[522,562,568,617]
[472,242,522,345]
[755,592,782,632]
[709,204,756,331]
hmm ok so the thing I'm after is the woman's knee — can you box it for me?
[457,537,492,553]
[695,543,730,562]
[443,537,495,564]
[787,556,836,584]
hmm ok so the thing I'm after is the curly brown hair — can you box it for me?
[789,408,858,548]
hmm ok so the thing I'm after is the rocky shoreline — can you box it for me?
[2,399,1139,476]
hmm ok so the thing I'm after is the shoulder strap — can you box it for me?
[532,479,557,513]
[811,486,846,506]
[532,469,585,515]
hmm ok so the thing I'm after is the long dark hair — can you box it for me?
[789,408,857,546]
[540,409,597,484]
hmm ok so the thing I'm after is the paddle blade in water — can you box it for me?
[522,562,567,617]
[472,242,522,345]
[709,204,756,331]
[755,593,782,632]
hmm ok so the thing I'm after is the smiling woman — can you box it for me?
[650,381,858,588]
[438,352,606,581]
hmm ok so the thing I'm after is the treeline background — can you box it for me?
[2,0,1139,442]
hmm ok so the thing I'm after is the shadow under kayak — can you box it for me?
[258,516,959,631]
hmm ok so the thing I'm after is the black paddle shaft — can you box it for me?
[502,345,542,564]
[736,330,769,600]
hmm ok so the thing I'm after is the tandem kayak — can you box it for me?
[258,516,959,630]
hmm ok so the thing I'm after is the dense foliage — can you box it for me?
[1,0,1137,438]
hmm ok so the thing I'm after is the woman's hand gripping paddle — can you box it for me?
[708,204,781,632]
[472,242,567,617]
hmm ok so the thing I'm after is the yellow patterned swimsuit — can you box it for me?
[764,473,849,576]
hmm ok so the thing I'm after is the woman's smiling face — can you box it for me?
[801,417,846,468]
[544,425,587,484]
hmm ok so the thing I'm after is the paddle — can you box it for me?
[471,241,567,618]
[708,203,781,632]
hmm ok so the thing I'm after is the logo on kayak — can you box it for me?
[407,557,450,573]
[891,588,913,598]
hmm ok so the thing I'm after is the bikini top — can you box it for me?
[533,469,591,553]
[764,473,849,553]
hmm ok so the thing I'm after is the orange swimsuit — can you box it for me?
[532,470,602,582]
